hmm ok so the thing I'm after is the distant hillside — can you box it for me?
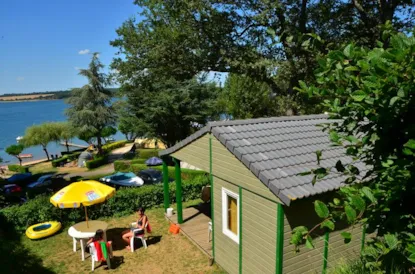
[0,88,118,101]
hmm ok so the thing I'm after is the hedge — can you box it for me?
[1,175,209,231]
[102,140,127,154]
[113,160,207,179]
[7,165,29,173]
[86,156,108,170]
[51,152,82,167]
[130,158,146,164]
[137,149,159,159]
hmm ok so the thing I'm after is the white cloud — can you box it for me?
[74,67,81,71]
[16,77,24,81]
[78,49,90,55]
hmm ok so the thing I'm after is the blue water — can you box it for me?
[0,100,123,164]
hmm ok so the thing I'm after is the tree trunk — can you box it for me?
[17,156,22,166]
[43,146,50,160]
[65,140,70,152]
[97,133,103,155]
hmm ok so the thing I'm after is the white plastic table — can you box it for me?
[68,220,108,261]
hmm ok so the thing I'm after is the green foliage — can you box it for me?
[130,158,146,164]
[1,175,208,231]
[51,152,82,167]
[294,30,415,272]
[112,76,221,148]
[53,122,78,152]
[111,1,414,115]
[113,160,207,180]
[5,144,24,166]
[66,53,116,155]
[7,165,29,173]
[137,149,159,159]
[114,100,146,141]
[21,123,61,160]
[101,126,117,140]
[101,140,127,154]
[85,156,108,170]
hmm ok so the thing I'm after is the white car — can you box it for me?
[100,172,144,187]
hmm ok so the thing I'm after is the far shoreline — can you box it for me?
[0,99,60,103]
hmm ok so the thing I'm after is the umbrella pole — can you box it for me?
[84,206,89,228]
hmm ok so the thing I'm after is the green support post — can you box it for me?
[162,158,170,212]
[322,232,330,274]
[174,158,183,224]
[276,203,284,274]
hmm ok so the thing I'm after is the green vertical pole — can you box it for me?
[174,158,183,224]
[322,232,330,274]
[209,135,215,260]
[361,225,366,255]
[239,186,243,274]
[162,158,170,212]
[276,203,284,274]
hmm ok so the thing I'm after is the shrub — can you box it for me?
[123,162,207,179]
[131,158,146,164]
[51,152,81,167]
[85,156,108,170]
[113,160,131,172]
[102,140,127,154]
[1,175,209,231]
[7,165,29,173]
[137,149,159,159]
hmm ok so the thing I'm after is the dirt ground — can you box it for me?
[0,94,55,101]
[21,203,225,274]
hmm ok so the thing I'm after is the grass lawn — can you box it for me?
[21,200,224,274]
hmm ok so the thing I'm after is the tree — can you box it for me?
[114,100,146,141]
[66,53,116,155]
[55,122,78,152]
[101,126,117,143]
[111,0,414,114]
[77,129,96,145]
[5,145,24,166]
[292,29,415,272]
[118,76,221,147]
[22,123,59,160]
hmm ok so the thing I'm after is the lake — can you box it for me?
[0,100,124,164]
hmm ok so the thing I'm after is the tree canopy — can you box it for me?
[116,76,221,147]
[22,123,60,160]
[54,122,78,152]
[5,145,24,166]
[292,29,415,272]
[111,0,414,113]
[66,53,116,154]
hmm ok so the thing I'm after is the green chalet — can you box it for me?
[159,114,368,274]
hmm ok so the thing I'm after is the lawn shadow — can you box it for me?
[0,214,55,274]
[106,227,162,251]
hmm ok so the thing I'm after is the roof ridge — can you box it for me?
[207,114,328,129]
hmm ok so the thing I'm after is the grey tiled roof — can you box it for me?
[159,114,368,205]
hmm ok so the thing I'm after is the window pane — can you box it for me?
[227,195,237,235]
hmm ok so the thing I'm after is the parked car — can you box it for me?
[100,172,144,187]
[2,184,22,194]
[137,169,163,184]
[6,172,32,184]
[27,174,54,189]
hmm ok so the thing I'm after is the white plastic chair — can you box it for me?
[130,222,148,252]
[88,241,113,271]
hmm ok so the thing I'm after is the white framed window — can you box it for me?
[222,187,239,244]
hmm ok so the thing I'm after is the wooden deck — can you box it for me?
[166,203,212,257]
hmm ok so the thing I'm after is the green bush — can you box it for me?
[85,156,108,170]
[102,140,127,154]
[51,152,82,167]
[7,165,29,173]
[113,160,131,172]
[137,149,159,159]
[114,161,207,179]
[131,158,146,164]
[1,175,209,231]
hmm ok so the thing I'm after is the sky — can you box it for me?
[0,0,142,94]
